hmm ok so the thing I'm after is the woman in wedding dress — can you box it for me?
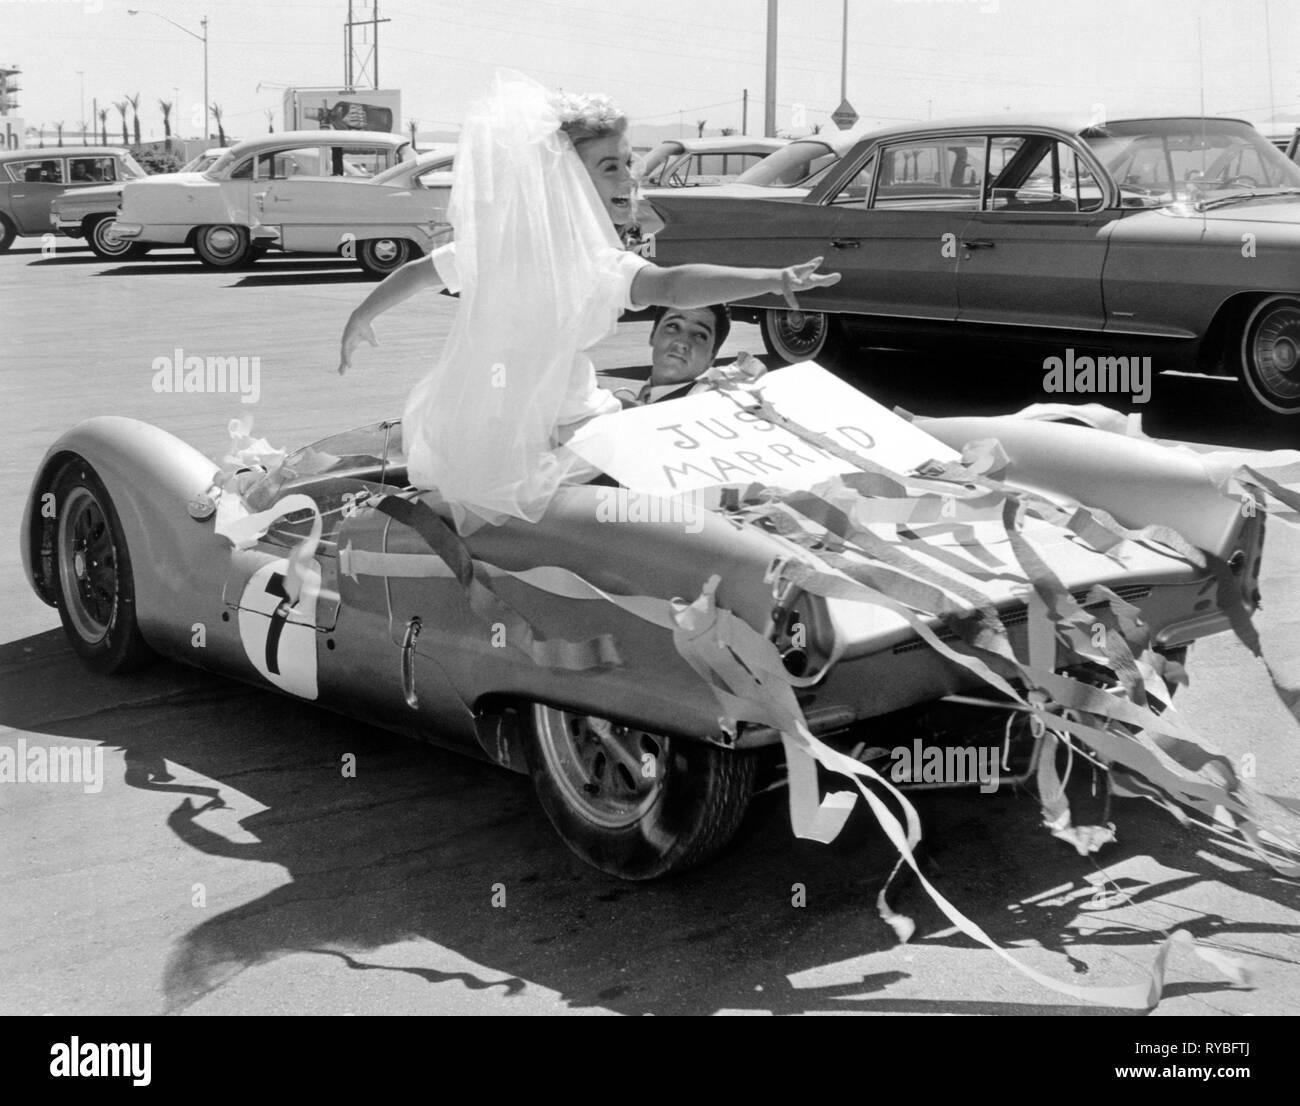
[339,70,838,529]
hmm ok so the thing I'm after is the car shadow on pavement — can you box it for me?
[4,629,1296,1016]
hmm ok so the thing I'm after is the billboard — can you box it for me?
[283,88,401,134]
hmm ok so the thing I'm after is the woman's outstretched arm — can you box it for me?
[631,256,841,312]
[339,255,445,373]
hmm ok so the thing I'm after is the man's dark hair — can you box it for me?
[650,303,731,356]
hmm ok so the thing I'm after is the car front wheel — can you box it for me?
[193,224,255,269]
[49,461,155,674]
[524,704,755,880]
[1239,295,1300,418]
[86,215,150,260]
[357,237,417,278]
[760,308,848,365]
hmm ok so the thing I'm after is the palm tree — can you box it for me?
[79,119,91,144]
[265,108,274,133]
[210,102,226,146]
[696,118,707,137]
[159,100,173,152]
[409,119,418,145]
[98,107,108,147]
[719,126,737,136]
[127,92,142,147]
[114,100,129,147]
[54,121,65,147]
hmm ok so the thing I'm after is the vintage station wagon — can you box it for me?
[0,146,146,252]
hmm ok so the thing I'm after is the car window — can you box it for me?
[656,151,772,187]
[416,167,455,189]
[987,137,1104,213]
[228,157,254,180]
[869,138,985,210]
[735,139,837,187]
[7,158,64,184]
[68,156,117,183]
[828,154,876,205]
[338,145,395,177]
[256,145,326,180]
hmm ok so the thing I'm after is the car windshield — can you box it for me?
[203,149,238,179]
[281,422,405,482]
[735,139,838,187]
[121,153,148,179]
[1082,118,1300,207]
[180,151,220,172]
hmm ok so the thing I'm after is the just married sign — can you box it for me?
[568,362,960,496]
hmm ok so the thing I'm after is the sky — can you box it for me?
[2,0,1298,145]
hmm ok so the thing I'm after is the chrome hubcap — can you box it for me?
[771,310,828,358]
[206,227,239,256]
[1249,302,1300,405]
[373,239,399,262]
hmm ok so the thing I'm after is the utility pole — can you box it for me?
[346,0,390,90]
[742,88,748,135]
[840,0,847,102]
[764,0,777,137]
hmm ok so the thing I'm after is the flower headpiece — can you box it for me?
[549,90,625,133]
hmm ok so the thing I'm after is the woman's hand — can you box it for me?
[338,312,378,375]
[779,256,842,310]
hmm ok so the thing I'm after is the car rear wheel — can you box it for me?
[524,704,755,880]
[760,308,849,365]
[193,224,255,269]
[50,461,155,674]
[1239,295,1300,418]
[357,237,417,278]
[0,214,15,253]
[86,215,150,260]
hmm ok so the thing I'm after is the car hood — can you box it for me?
[1158,194,1300,224]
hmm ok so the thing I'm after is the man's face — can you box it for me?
[649,307,718,385]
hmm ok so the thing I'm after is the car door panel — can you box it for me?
[956,210,1119,331]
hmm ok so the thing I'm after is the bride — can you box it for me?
[339,70,838,529]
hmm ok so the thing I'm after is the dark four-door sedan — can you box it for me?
[648,115,1300,419]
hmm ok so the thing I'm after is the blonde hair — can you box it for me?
[551,90,628,149]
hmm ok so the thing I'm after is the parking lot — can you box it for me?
[3,239,1300,1016]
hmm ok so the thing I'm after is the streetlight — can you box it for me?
[127,9,209,140]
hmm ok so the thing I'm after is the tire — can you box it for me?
[49,461,155,675]
[525,704,755,880]
[1238,295,1300,418]
[193,224,255,269]
[86,215,150,260]
[0,213,15,253]
[760,307,849,365]
[357,237,416,278]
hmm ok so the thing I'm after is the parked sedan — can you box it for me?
[49,148,224,260]
[648,115,1300,419]
[112,130,414,269]
[639,136,787,188]
[0,147,147,253]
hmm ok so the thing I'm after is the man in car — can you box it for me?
[615,303,764,405]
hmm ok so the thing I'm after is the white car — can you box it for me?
[112,130,415,269]
[49,148,223,260]
[639,136,787,188]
